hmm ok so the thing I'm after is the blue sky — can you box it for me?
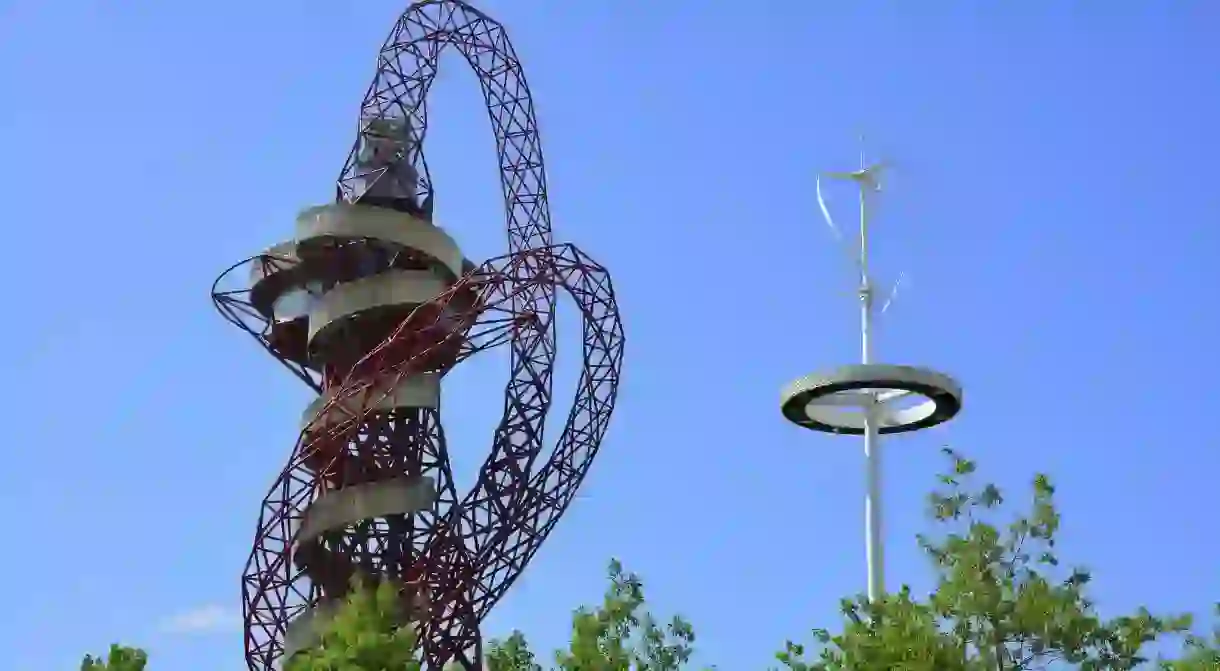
[2,1,1218,669]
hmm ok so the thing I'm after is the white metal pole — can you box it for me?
[858,169,884,602]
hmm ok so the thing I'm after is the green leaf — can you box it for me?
[80,645,148,671]
[779,449,1217,671]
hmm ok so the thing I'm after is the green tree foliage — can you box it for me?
[78,452,1219,670]
[1162,613,1220,670]
[775,448,1220,671]
[285,578,422,671]
[486,558,705,671]
[278,558,703,670]
[80,644,147,671]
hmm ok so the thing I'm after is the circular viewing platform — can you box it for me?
[781,363,962,435]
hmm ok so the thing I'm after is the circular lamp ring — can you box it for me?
[781,364,962,435]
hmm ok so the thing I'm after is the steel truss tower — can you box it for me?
[211,2,624,668]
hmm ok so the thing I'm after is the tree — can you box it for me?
[285,577,423,671]
[283,557,703,670]
[280,557,704,670]
[486,559,705,671]
[78,452,1218,670]
[775,448,1220,671]
[80,644,147,671]
[77,559,702,671]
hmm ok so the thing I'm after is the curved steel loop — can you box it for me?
[304,244,615,640]
[337,0,552,253]
[211,254,323,392]
[241,243,620,667]
[454,244,623,618]
[337,0,561,527]
[238,262,503,664]
[234,3,624,667]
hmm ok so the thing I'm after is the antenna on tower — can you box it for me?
[780,143,964,602]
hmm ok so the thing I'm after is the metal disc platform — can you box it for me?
[781,363,962,435]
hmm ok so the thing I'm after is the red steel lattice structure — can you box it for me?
[210,2,624,668]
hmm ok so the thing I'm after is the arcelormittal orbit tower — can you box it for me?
[210,2,625,668]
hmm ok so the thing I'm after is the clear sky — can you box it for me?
[1,1,1217,669]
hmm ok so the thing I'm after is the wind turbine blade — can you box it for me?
[823,171,860,181]
[815,176,844,243]
[858,162,888,191]
[880,271,907,314]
